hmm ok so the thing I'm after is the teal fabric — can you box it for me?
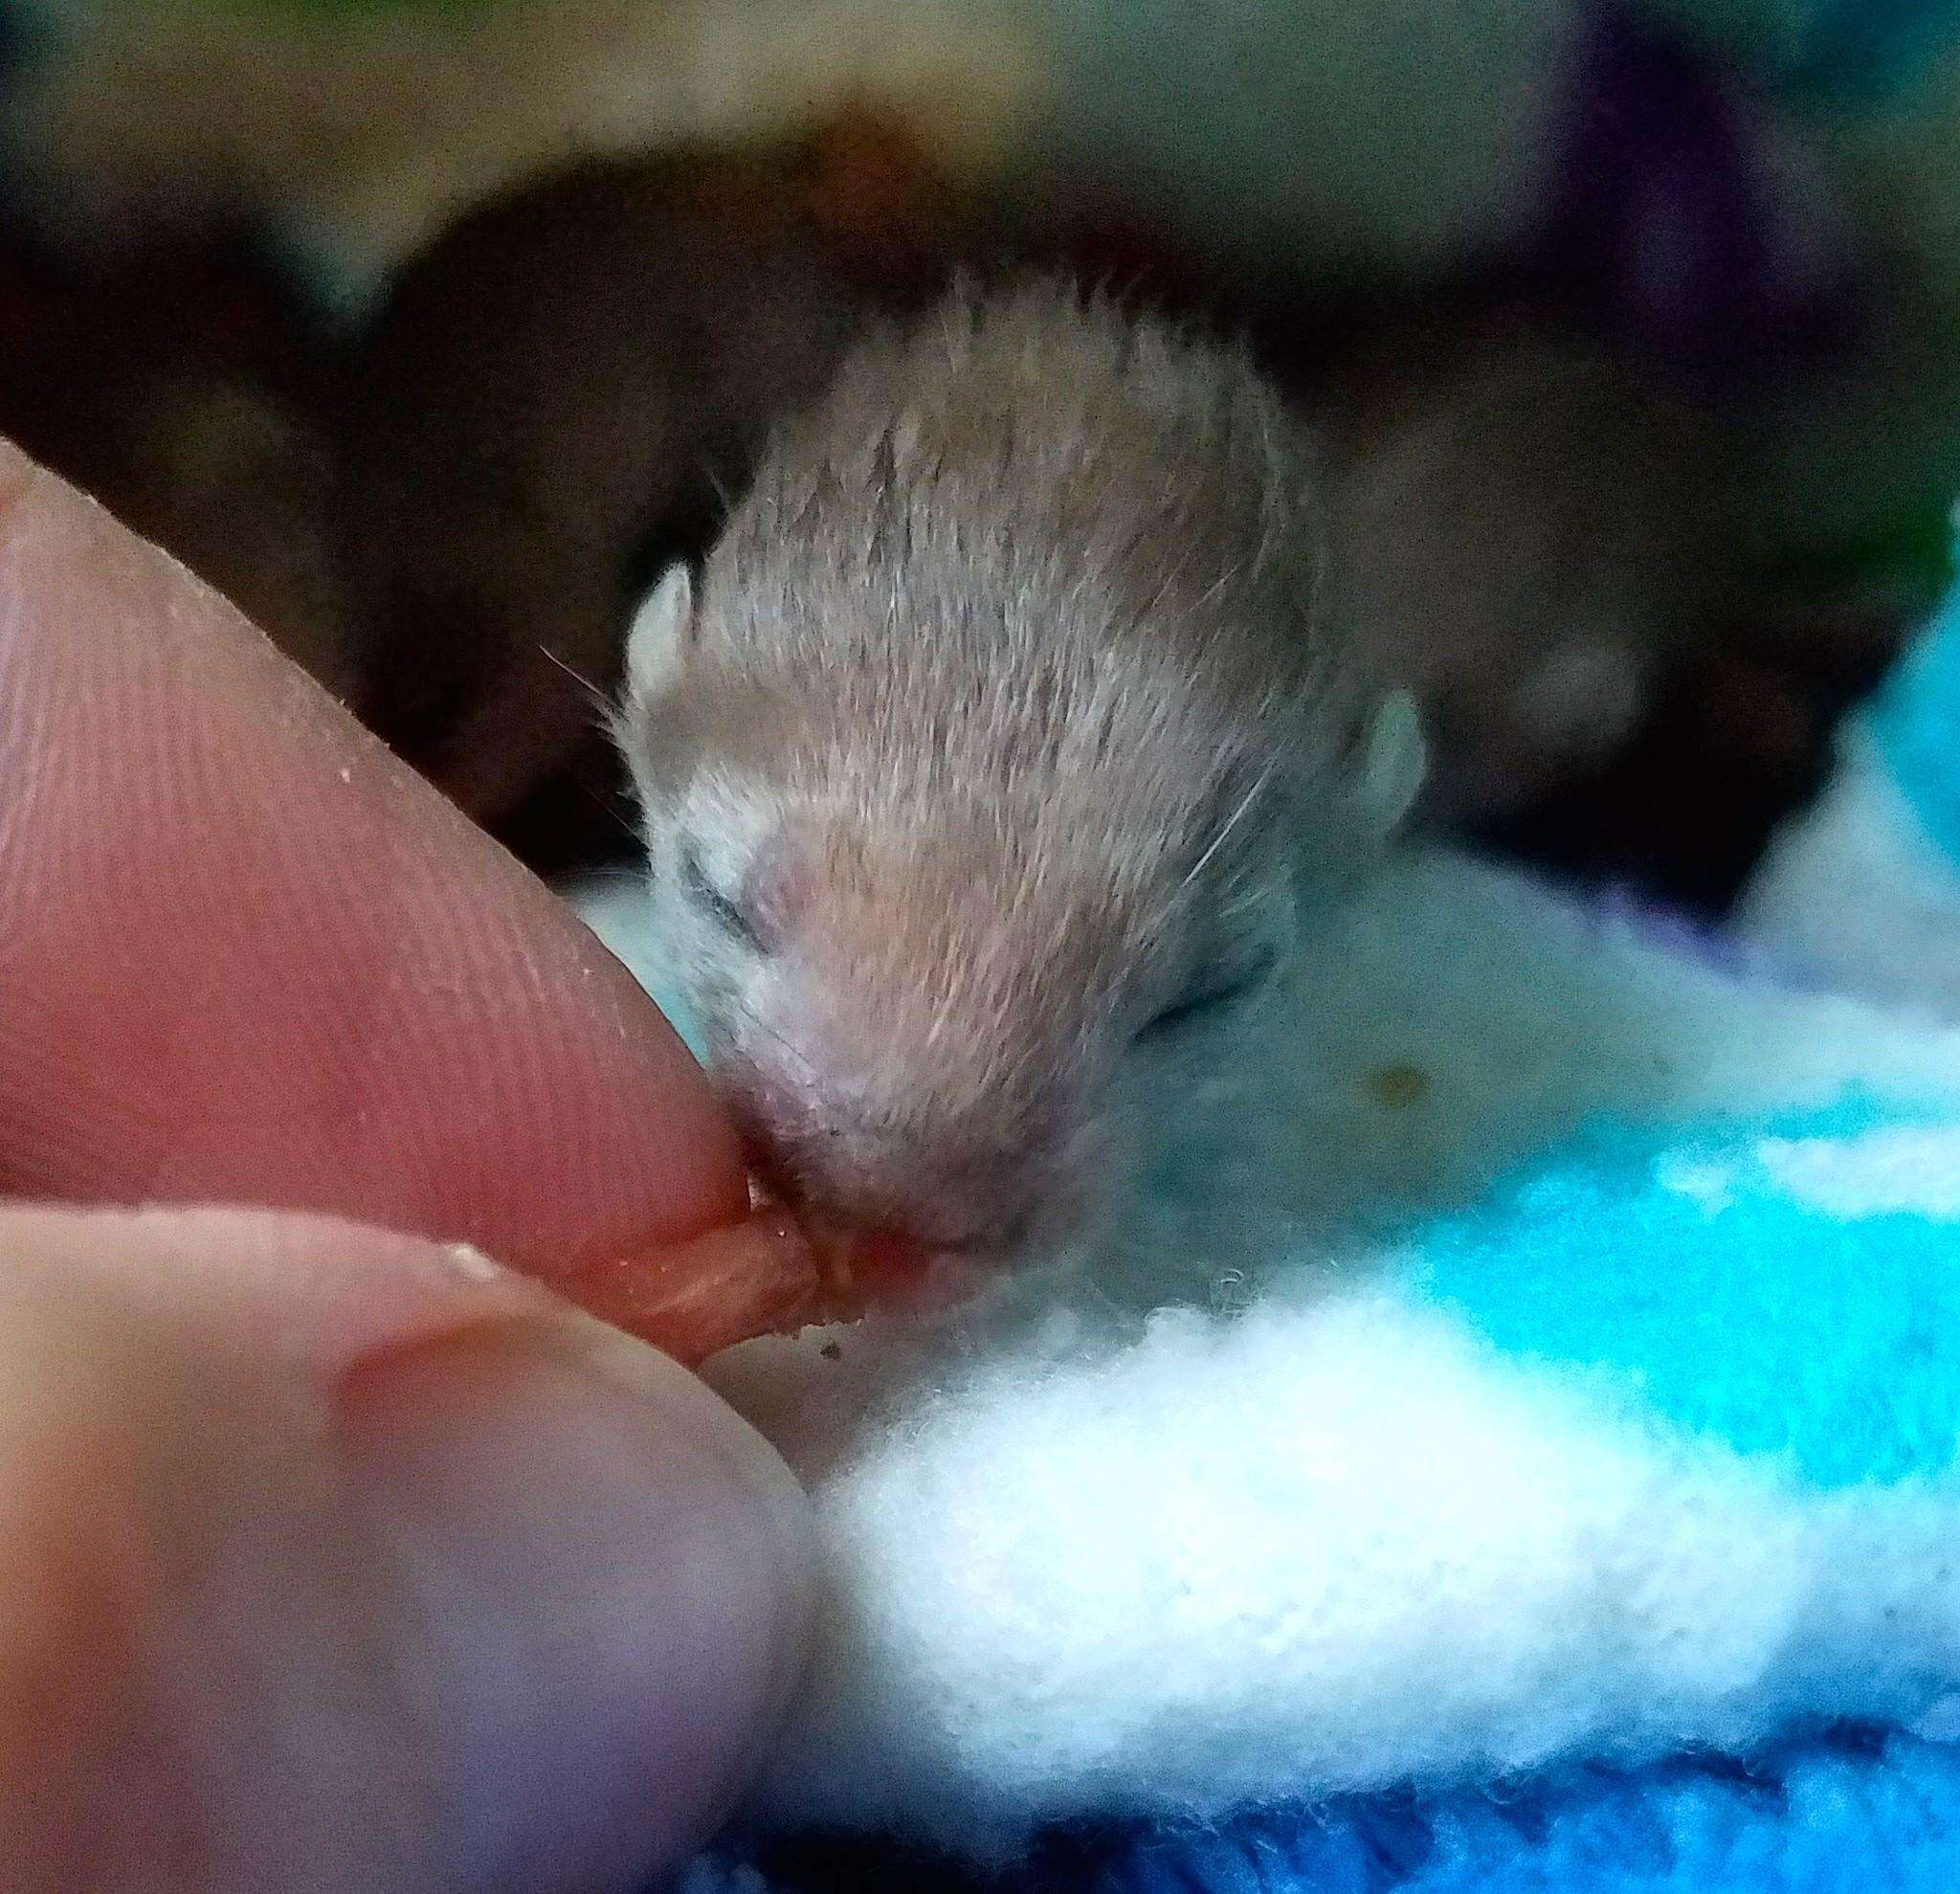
[1413,1104,1960,1487]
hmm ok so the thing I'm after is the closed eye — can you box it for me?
[679,846,767,952]
[1136,955,1277,1041]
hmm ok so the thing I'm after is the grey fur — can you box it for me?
[614,276,1417,1259]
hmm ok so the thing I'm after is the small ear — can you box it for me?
[1354,687,1428,835]
[623,563,696,703]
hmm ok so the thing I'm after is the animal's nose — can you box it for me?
[724,1044,1070,1256]
[742,1103,1040,1254]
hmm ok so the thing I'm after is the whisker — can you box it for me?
[574,788,643,843]
[539,644,614,713]
[1180,765,1277,895]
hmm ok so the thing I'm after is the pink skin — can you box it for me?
[0,436,818,1357]
[0,438,823,1889]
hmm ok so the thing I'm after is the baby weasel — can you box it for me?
[612,278,1422,1281]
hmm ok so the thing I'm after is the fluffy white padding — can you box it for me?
[701,1292,1960,1858]
[1741,731,1960,1025]
[571,844,1960,1858]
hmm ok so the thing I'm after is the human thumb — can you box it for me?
[0,1204,813,1894]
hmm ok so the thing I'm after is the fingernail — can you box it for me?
[339,1317,813,1890]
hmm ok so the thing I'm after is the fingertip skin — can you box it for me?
[0,440,819,1355]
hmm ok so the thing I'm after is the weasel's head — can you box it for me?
[612,562,1422,1289]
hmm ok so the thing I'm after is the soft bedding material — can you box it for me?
[571,606,1960,1886]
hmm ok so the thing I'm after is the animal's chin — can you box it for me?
[765,1198,1030,1319]
[726,1114,1099,1317]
